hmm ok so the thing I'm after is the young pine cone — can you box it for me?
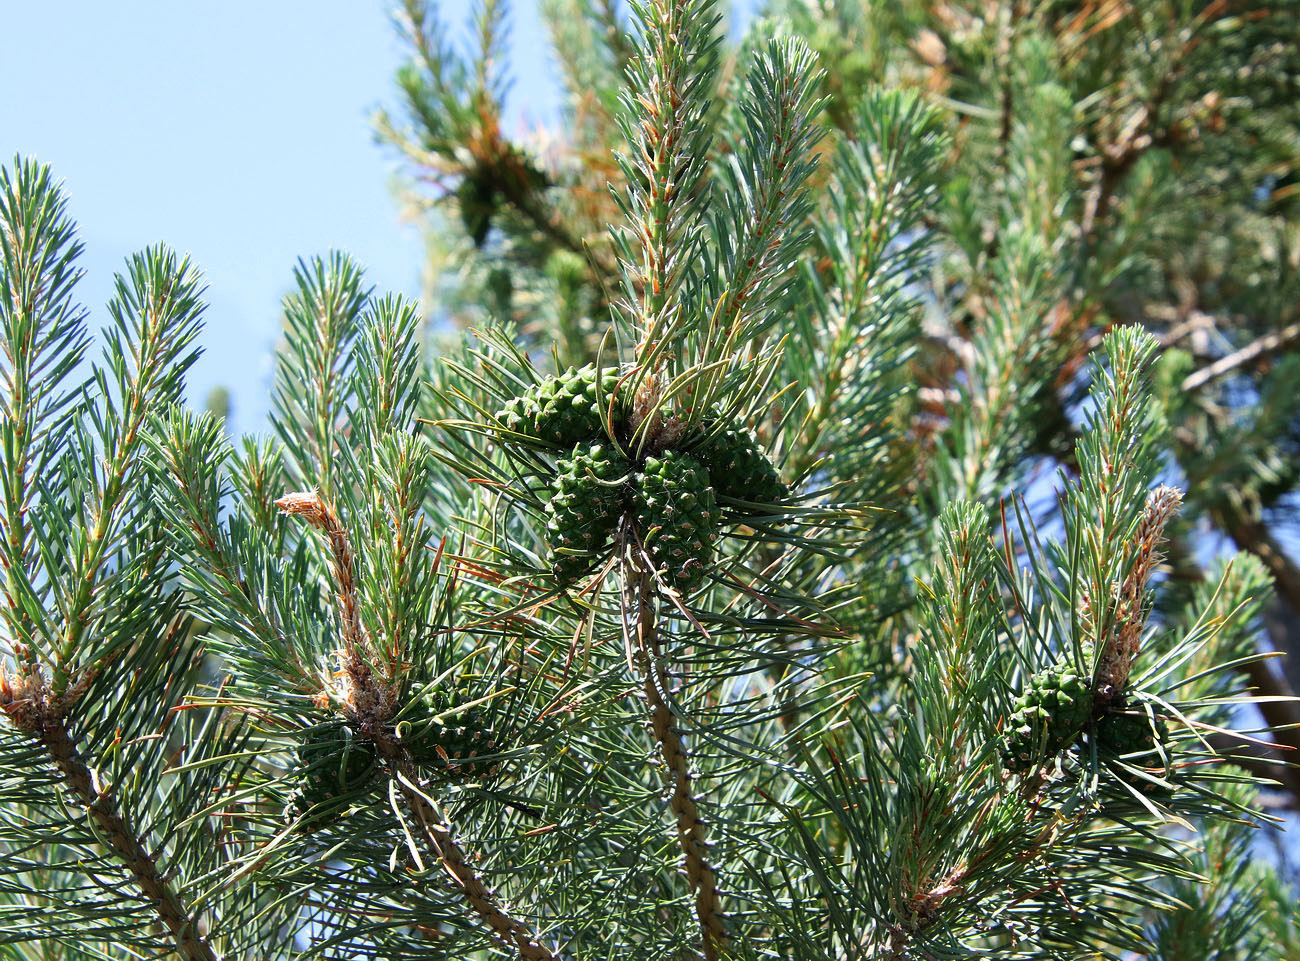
[1003,662,1092,771]
[498,365,619,448]
[633,450,722,592]
[545,441,630,582]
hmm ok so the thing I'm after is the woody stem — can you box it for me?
[382,748,565,961]
[41,719,218,961]
[631,566,728,960]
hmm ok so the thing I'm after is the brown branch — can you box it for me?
[1182,320,1300,393]
[0,612,216,959]
[1080,100,1155,241]
[628,564,729,961]
[383,750,565,961]
[40,716,217,961]
[1157,309,1218,348]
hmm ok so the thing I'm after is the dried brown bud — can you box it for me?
[275,490,327,526]
[1095,485,1183,697]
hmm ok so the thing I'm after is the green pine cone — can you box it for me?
[498,393,536,436]
[633,450,722,592]
[289,724,377,825]
[1097,709,1167,758]
[400,685,500,782]
[1095,709,1173,797]
[699,425,787,507]
[546,442,629,581]
[1003,661,1093,771]
[497,365,619,447]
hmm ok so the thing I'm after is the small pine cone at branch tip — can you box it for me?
[696,424,788,509]
[398,683,501,782]
[497,364,621,447]
[633,450,722,593]
[1097,709,1167,757]
[1002,661,1093,772]
[287,723,378,829]
[546,441,630,582]
[1094,708,1174,797]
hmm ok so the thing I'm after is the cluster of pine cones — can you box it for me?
[287,685,499,827]
[497,365,788,592]
[1003,655,1170,793]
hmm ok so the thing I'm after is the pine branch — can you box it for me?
[1066,328,1167,667]
[623,552,729,960]
[700,39,821,360]
[0,179,254,953]
[0,159,90,664]
[928,232,1067,508]
[271,253,370,497]
[982,0,1024,264]
[275,491,390,720]
[786,88,945,488]
[616,0,720,358]
[1073,0,1236,257]
[1094,484,1183,698]
[34,713,218,961]
[493,167,599,268]
[1182,319,1300,392]
[149,411,307,687]
[0,615,220,961]
[55,247,204,689]
[385,756,566,961]
[277,490,562,959]
[1211,511,1300,798]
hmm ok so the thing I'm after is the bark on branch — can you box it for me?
[1182,320,1300,392]
[387,758,565,961]
[279,490,561,959]
[41,718,218,961]
[629,566,729,961]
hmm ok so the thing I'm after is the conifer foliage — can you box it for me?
[1,0,1298,959]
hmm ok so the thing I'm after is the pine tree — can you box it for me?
[764,0,1300,800]
[0,1,1297,959]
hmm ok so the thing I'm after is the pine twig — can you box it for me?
[621,0,718,361]
[0,653,216,961]
[276,491,392,723]
[1181,320,1300,393]
[278,490,560,960]
[627,561,729,960]
[387,755,566,961]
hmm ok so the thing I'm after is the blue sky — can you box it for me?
[1,1,562,436]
